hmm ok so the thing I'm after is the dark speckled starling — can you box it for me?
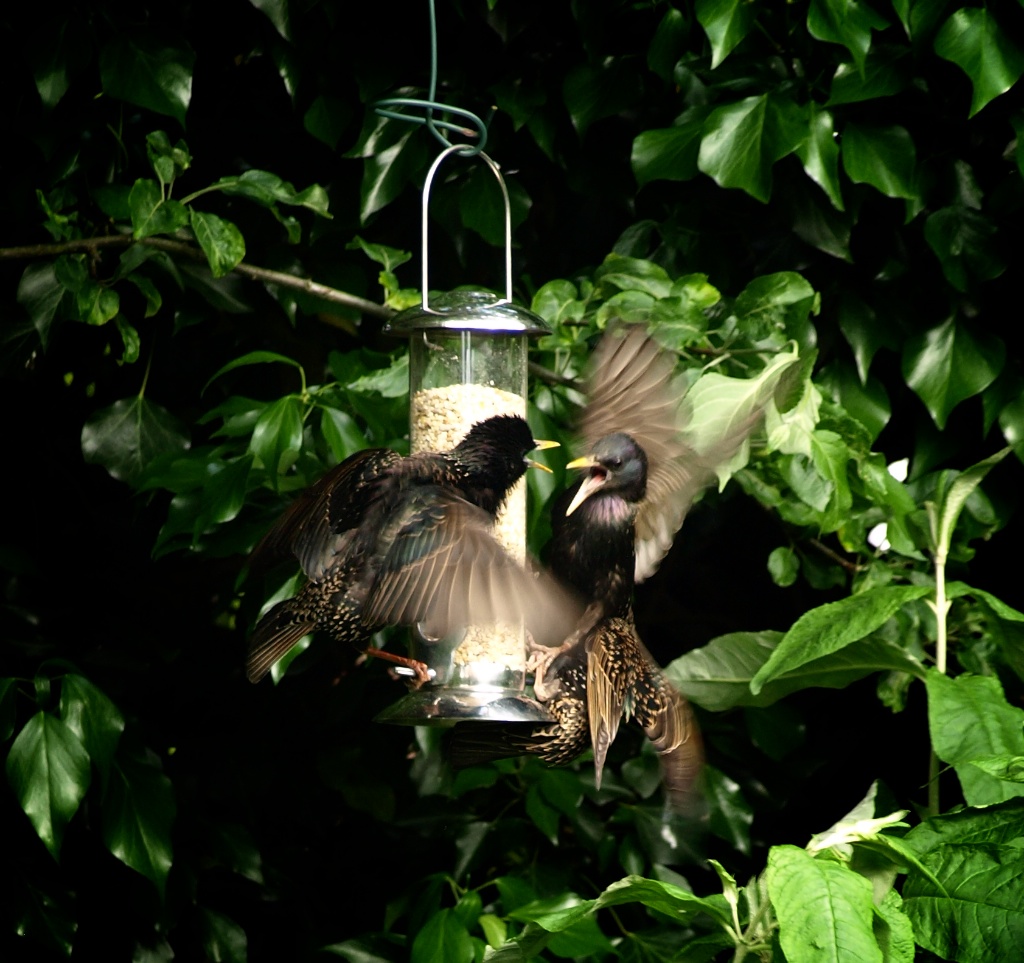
[449,326,764,810]
[245,414,571,684]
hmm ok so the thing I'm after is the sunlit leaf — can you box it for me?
[190,209,245,278]
[129,179,189,240]
[696,0,755,68]
[6,712,91,860]
[631,115,706,186]
[796,104,844,210]
[249,396,305,478]
[935,8,1024,117]
[841,123,917,200]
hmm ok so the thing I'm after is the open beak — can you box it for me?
[527,438,559,473]
[564,456,606,515]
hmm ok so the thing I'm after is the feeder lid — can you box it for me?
[384,290,549,336]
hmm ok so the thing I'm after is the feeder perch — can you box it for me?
[374,145,553,726]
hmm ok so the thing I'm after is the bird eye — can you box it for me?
[609,456,622,469]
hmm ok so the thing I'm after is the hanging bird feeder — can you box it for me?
[375,144,553,726]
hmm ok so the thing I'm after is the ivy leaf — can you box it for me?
[99,31,195,126]
[190,209,245,278]
[198,908,248,963]
[841,123,918,200]
[768,845,882,963]
[17,262,65,346]
[129,179,188,240]
[59,675,125,786]
[647,6,687,82]
[695,0,756,68]
[827,52,909,106]
[796,103,844,211]
[563,59,641,138]
[631,113,706,186]
[807,0,889,74]
[750,585,933,694]
[935,8,1024,117]
[6,711,92,860]
[925,670,1024,806]
[924,205,1006,292]
[248,396,305,479]
[82,395,191,486]
[901,317,1005,429]
[698,94,806,202]
[903,843,1024,962]
[103,754,175,897]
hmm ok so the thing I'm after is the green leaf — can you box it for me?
[146,130,192,188]
[99,31,195,126]
[647,7,687,82]
[924,206,1006,292]
[969,755,1024,784]
[666,630,924,712]
[318,406,370,462]
[904,799,1024,854]
[479,914,507,949]
[750,585,933,694]
[698,95,806,203]
[411,909,474,963]
[304,94,353,151]
[767,845,882,963]
[595,254,673,298]
[346,353,409,398]
[59,675,124,782]
[249,396,305,478]
[17,262,64,346]
[82,396,191,486]
[199,908,248,963]
[705,766,753,855]
[102,755,175,897]
[925,670,1024,806]
[129,179,189,240]
[76,280,121,326]
[873,889,915,963]
[807,0,888,74]
[947,581,1024,624]
[841,123,917,200]
[562,59,641,138]
[631,115,706,187]
[935,8,1024,117]
[357,124,424,222]
[0,678,17,742]
[6,712,91,859]
[903,843,1024,962]
[190,209,246,278]
[901,318,1005,430]
[696,0,755,68]
[932,448,1012,557]
[768,546,799,587]
[218,169,330,216]
[827,52,909,106]
[115,316,141,364]
[796,104,844,210]
[195,454,253,530]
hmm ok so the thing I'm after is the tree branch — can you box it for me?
[0,235,394,321]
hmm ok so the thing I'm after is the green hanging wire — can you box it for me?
[372,0,491,155]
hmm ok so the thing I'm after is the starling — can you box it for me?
[450,326,761,809]
[245,414,572,684]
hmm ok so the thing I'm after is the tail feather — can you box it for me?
[246,600,316,683]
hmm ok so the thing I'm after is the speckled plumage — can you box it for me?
[245,415,572,684]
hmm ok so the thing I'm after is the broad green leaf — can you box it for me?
[304,94,353,150]
[346,236,413,273]
[901,318,1005,429]
[648,7,687,82]
[698,95,805,202]
[750,585,933,694]
[947,581,1024,624]
[808,429,853,532]
[203,350,305,394]
[199,908,248,963]
[102,755,175,896]
[903,844,1024,962]
[17,262,64,346]
[99,32,195,126]
[767,845,882,963]
[841,124,917,200]
[27,20,87,109]
[82,396,190,486]
[807,0,889,74]
[195,454,253,530]
[818,361,890,440]
[525,784,559,844]
[562,59,641,137]
[411,909,474,963]
[145,130,191,188]
[358,125,423,222]
[665,631,925,712]
[732,273,817,342]
[935,8,1024,117]
[631,116,706,186]
[76,280,120,326]
[768,546,799,587]
[531,279,584,326]
[59,675,124,782]
[904,799,1024,854]
[248,396,305,478]
[969,755,1024,784]
[838,297,899,384]
[925,670,1024,806]
[249,0,290,40]
[796,104,844,210]
[924,206,1006,292]
[696,0,755,68]
[346,353,409,398]
[932,448,1012,557]
[479,915,506,950]
[595,254,673,298]
[125,273,163,318]
[190,209,245,278]
[216,170,330,216]
[319,406,369,462]
[704,766,753,855]
[6,712,92,859]
[827,53,909,106]
[547,916,615,958]
[115,316,140,364]
[129,179,189,240]
[872,889,915,963]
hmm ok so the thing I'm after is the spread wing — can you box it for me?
[363,489,581,646]
[248,448,400,579]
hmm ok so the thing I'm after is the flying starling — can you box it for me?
[245,414,572,684]
[450,326,763,809]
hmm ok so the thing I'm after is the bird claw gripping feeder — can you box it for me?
[374,145,554,726]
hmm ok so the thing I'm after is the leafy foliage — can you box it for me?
[2,0,1024,960]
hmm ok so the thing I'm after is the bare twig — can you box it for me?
[0,235,394,320]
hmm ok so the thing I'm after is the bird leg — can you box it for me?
[526,635,571,702]
[361,647,433,689]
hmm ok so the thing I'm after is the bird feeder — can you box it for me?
[375,144,552,726]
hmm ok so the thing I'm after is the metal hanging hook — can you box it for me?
[419,144,513,309]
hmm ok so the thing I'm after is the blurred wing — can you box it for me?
[364,491,581,645]
[248,448,398,579]
[586,616,642,789]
